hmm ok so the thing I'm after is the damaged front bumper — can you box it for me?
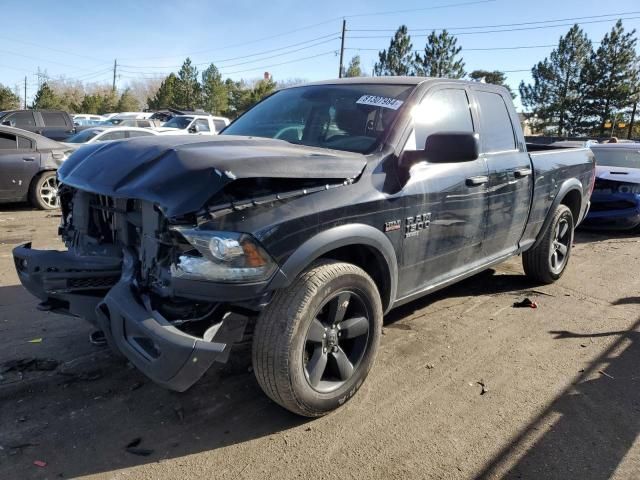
[13,242,242,392]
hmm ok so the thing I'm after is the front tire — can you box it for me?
[29,171,59,210]
[252,260,383,417]
[523,204,574,284]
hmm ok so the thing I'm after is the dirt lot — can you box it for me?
[0,204,639,480]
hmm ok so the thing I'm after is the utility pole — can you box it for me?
[338,19,346,78]
[112,59,117,92]
[628,100,638,140]
[24,76,27,109]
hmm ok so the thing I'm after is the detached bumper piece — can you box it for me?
[96,280,229,392]
[13,243,239,392]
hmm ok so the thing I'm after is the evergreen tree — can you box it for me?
[582,20,639,135]
[373,26,414,76]
[80,94,102,114]
[519,25,593,136]
[32,83,62,109]
[345,55,363,77]
[202,64,228,115]
[469,70,515,98]
[414,30,465,78]
[0,83,21,110]
[147,73,178,110]
[175,58,201,110]
[116,88,141,112]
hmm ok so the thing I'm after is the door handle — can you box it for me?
[466,175,489,187]
[514,168,532,178]
[22,156,36,161]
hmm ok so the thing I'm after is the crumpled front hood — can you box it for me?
[596,165,640,185]
[58,135,366,217]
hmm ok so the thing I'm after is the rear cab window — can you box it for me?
[41,111,69,128]
[213,119,227,132]
[4,111,36,128]
[474,90,517,153]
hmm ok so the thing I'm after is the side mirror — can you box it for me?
[424,132,479,163]
[2,120,11,126]
[188,124,199,133]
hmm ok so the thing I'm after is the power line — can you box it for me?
[119,34,341,71]
[116,0,494,61]
[345,42,603,53]
[348,9,640,32]
[218,50,337,76]
[348,15,640,39]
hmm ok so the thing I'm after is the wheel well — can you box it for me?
[319,245,392,311]
[560,189,581,223]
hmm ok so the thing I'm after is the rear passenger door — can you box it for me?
[39,111,75,141]
[471,87,533,260]
[397,86,490,298]
[0,132,40,200]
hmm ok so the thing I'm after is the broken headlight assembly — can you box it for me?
[171,227,277,283]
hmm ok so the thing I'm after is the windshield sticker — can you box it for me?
[356,95,404,110]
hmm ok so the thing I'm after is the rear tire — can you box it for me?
[523,204,574,284]
[29,171,59,210]
[252,260,383,417]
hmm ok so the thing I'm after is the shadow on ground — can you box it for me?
[0,265,548,479]
[475,314,640,480]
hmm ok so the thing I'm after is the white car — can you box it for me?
[154,114,229,135]
[62,126,158,149]
[73,114,104,126]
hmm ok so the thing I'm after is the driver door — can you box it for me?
[397,86,490,299]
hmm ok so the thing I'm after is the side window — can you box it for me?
[127,130,153,138]
[17,136,34,149]
[5,111,36,128]
[195,119,210,132]
[137,120,151,128]
[213,119,226,132]
[475,91,516,153]
[406,89,474,151]
[41,112,68,127]
[0,132,18,149]
[98,131,127,141]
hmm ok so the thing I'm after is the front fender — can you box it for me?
[269,223,398,313]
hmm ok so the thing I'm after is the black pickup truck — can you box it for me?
[13,78,595,416]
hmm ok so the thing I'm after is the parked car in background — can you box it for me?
[0,110,75,141]
[154,114,229,135]
[100,117,160,128]
[62,126,159,149]
[0,125,71,209]
[12,78,595,416]
[73,114,104,126]
[582,143,640,231]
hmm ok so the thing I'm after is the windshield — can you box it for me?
[65,129,102,143]
[592,148,640,169]
[163,116,193,129]
[222,84,415,153]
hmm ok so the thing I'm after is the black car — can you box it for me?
[0,109,76,141]
[13,78,595,416]
[0,125,70,209]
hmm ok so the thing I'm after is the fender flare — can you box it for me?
[531,178,583,250]
[269,223,398,312]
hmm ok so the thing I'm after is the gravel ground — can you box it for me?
[0,204,638,480]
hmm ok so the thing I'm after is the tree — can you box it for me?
[32,82,62,109]
[248,77,276,105]
[126,77,164,110]
[202,64,228,115]
[147,73,178,110]
[414,30,465,79]
[582,20,639,135]
[373,26,414,76]
[117,88,141,112]
[0,83,20,110]
[519,25,593,136]
[174,58,201,110]
[224,79,252,117]
[469,70,515,98]
[345,55,363,77]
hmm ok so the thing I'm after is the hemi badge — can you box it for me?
[384,220,401,232]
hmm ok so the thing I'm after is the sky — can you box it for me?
[1,0,639,110]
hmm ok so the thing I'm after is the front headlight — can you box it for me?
[171,228,277,283]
